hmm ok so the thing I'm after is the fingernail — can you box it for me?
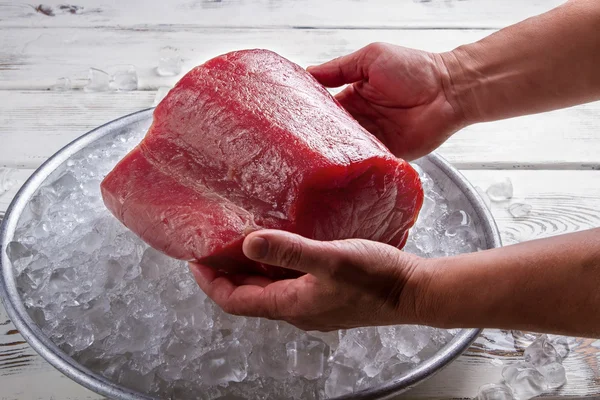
[246,236,269,260]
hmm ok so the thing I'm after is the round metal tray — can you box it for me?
[0,109,501,400]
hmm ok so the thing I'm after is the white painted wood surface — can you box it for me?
[1,0,599,399]
[2,91,599,170]
[0,0,564,29]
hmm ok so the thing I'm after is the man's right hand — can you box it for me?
[308,43,466,161]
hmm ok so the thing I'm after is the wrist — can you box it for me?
[416,254,493,330]
[436,47,484,128]
[398,255,450,327]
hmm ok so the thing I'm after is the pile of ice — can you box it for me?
[476,333,570,400]
[7,128,482,399]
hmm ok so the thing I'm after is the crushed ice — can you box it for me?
[51,77,72,91]
[109,65,139,91]
[84,68,111,92]
[8,130,485,399]
[156,47,183,77]
[0,168,18,197]
[487,178,513,202]
[475,333,570,400]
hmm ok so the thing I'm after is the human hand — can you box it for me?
[308,43,465,160]
[189,230,434,331]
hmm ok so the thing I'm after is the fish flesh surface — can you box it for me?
[101,49,423,278]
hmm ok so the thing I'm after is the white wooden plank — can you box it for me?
[1,90,599,169]
[0,91,155,168]
[462,170,600,245]
[1,169,599,398]
[0,27,493,91]
[0,0,565,29]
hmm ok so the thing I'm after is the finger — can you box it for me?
[189,262,237,305]
[189,262,271,317]
[307,45,376,87]
[189,262,298,319]
[229,273,273,288]
[226,279,297,318]
[242,230,336,277]
[335,84,384,136]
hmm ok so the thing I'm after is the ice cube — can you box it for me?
[508,203,532,218]
[156,47,182,76]
[66,324,95,353]
[48,267,78,292]
[249,343,289,380]
[475,383,515,400]
[524,334,560,367]
[378,325,431,358]
[486,178,513,202]
[101,355,128,381]
[418,195,436,220]
[502,361,548,399]
[444,225,479,245]
[363,346,396,377]
[511,331,541,348]
[157,362,184,381]
[77,231,103,254]
[546,335,570,359]
[376,358,414,382]
[6,241,34,263]
[118,368,156,394]
[441,209,471,227]
[537,361,566,389]
[324,362,358,398]
[307,330,340,351]
[153,86,171,106]
[286,339,327,380]
[139,248,163,280]
[198,340,249,385]
[84,68,111,92]
[333,330,370,367]
[110,65,138,91]
[475,186,492,210]
[0,168,17,196]
[50,77,72,91]
[410,163,434,192]
[413,228,436,254]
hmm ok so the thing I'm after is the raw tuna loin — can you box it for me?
[101,49,423,278]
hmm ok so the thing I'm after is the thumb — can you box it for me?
[243,230,336,277]
[307,44,377,88]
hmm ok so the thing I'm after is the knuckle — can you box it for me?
[366,42,389,55]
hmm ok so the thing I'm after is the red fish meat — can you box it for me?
[101,49,423,278]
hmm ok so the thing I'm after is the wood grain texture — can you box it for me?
[1,90,599,169]
[462,170,600,245]
[1,169,599,398]
[0,27,492,90]
[0,0,564,29]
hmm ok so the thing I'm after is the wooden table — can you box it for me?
[1,0,599,398]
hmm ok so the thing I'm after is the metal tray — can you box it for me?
[0,109,501,400]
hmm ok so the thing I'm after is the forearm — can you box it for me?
[441,0,600,125]
[421,229,600,338]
